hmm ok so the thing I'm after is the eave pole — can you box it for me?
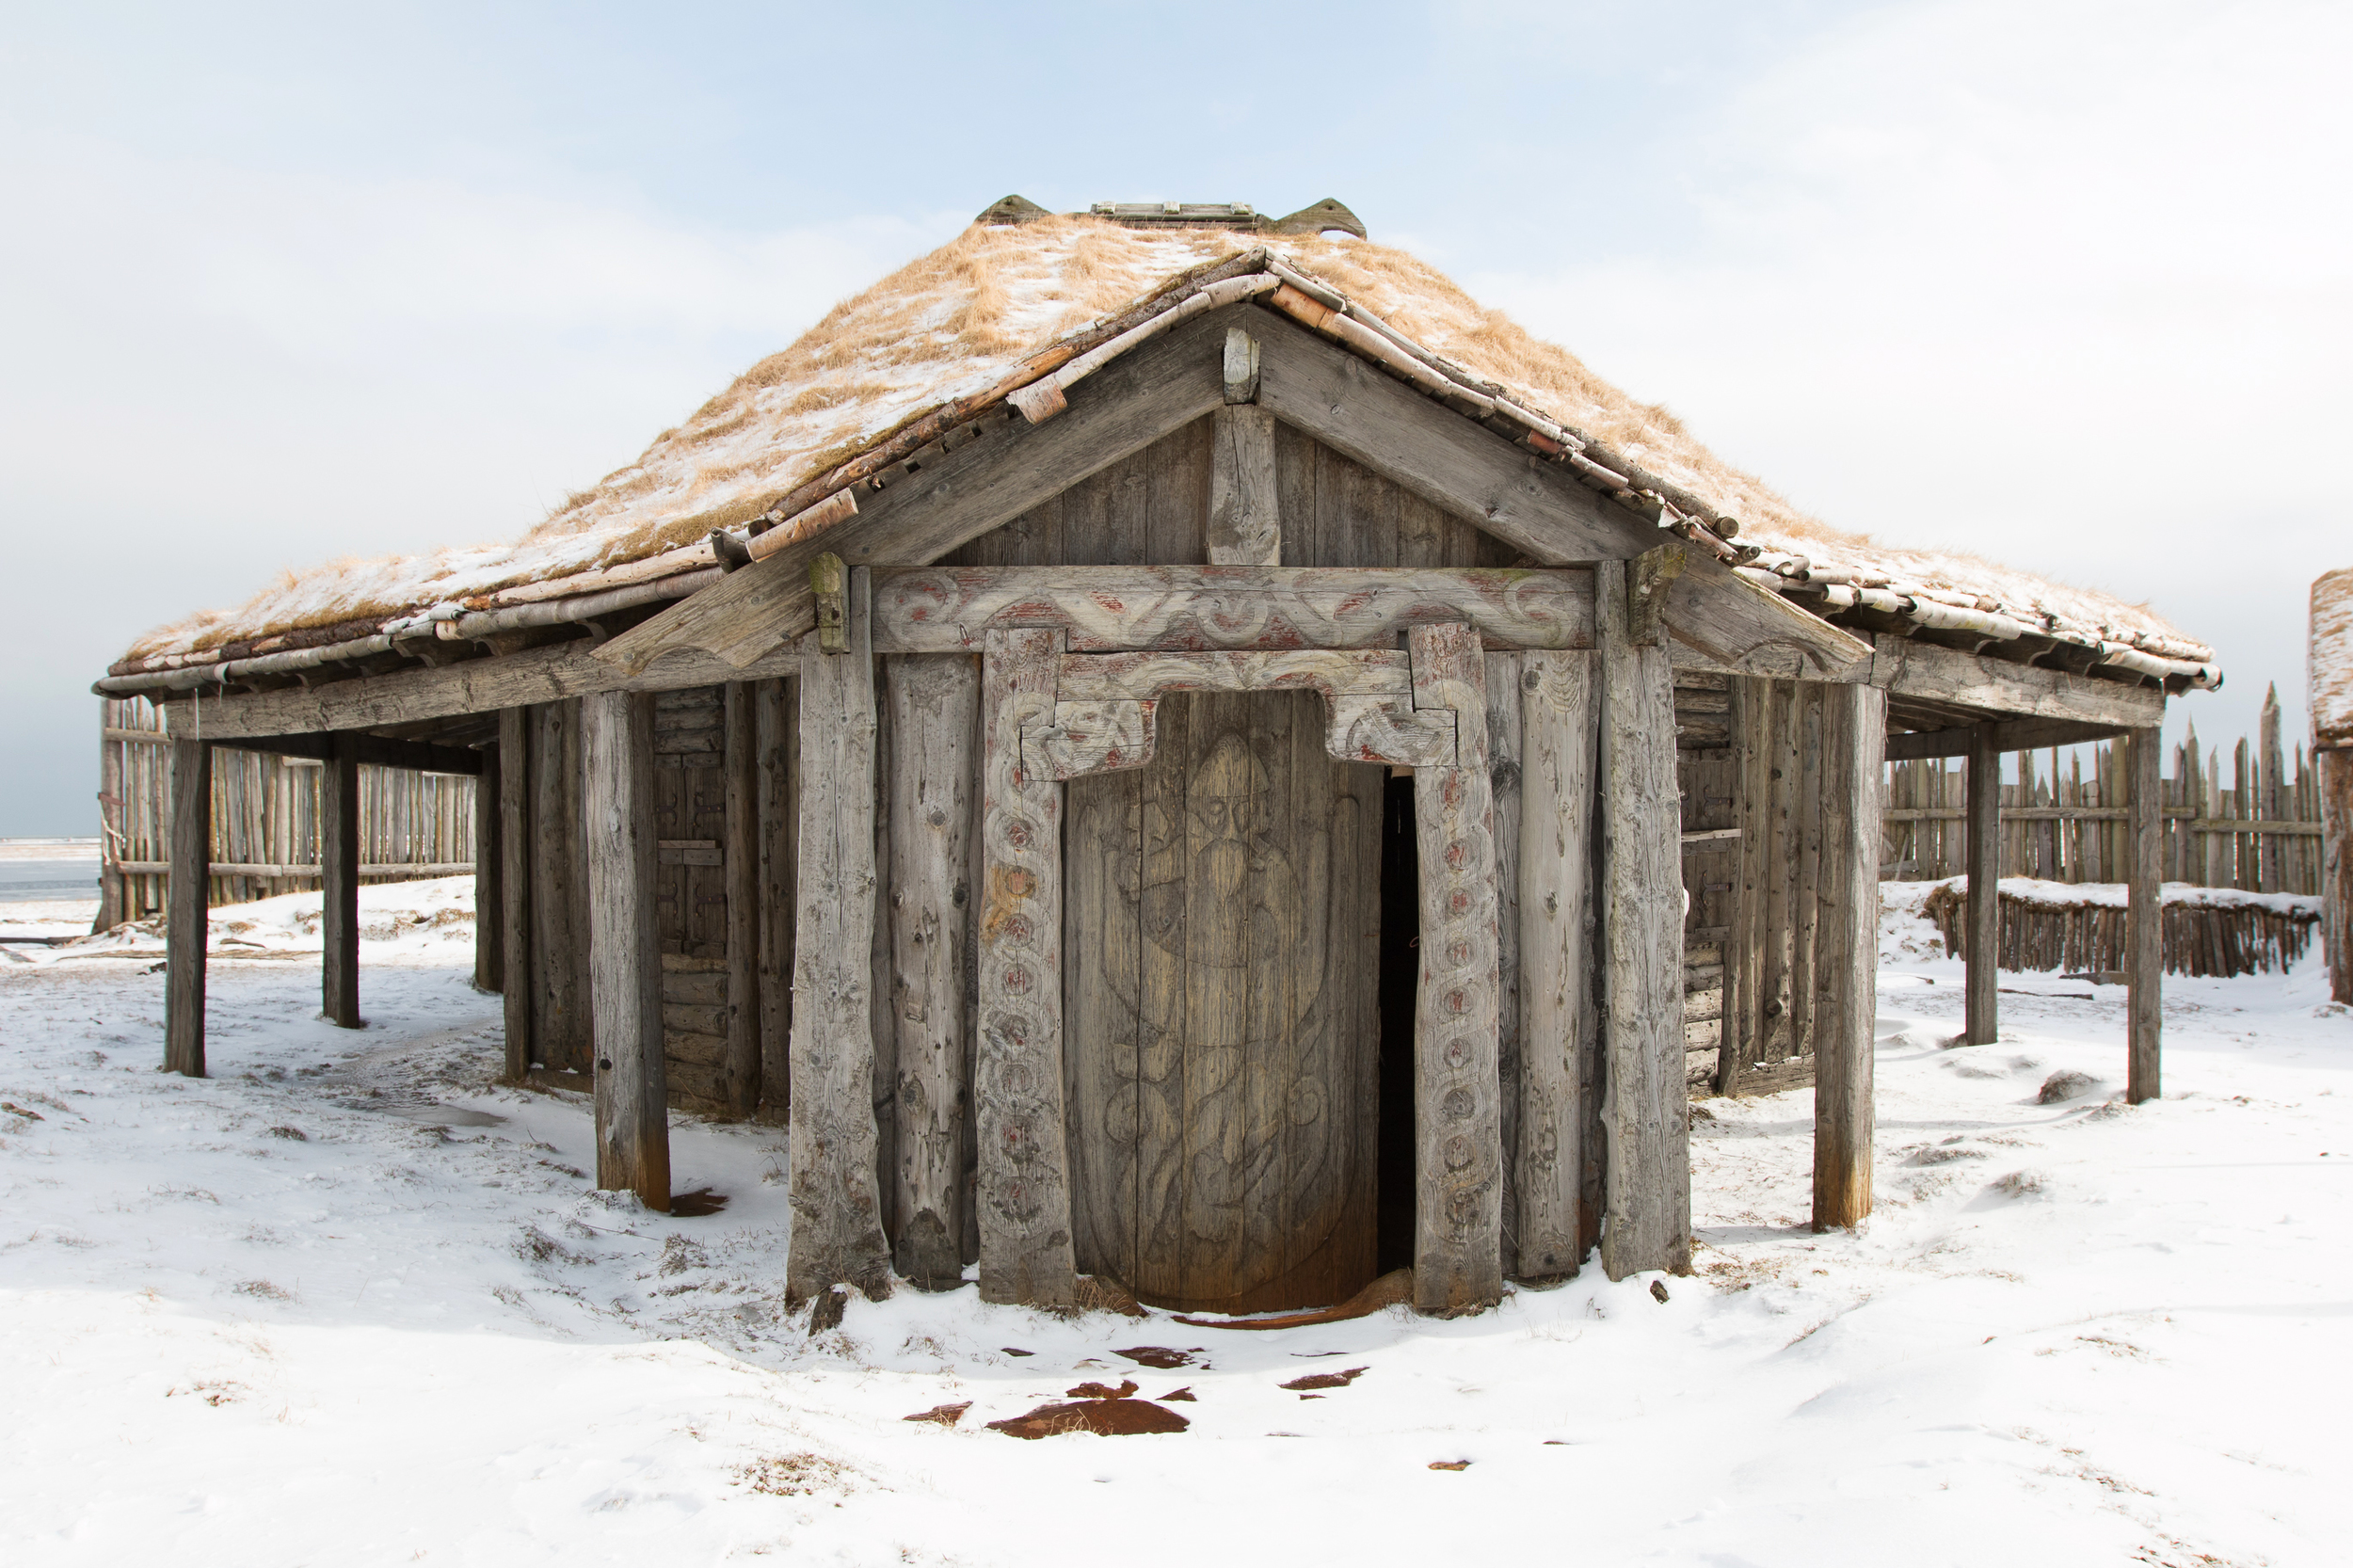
[1964,723,2001,1045]
[2127,725,2163,1103]
[321,737,361,1029]
[165,736,211,1077]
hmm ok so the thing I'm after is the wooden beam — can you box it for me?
[871,565,1593,656]
[497,707,533,1080]
[2324,747,2353,1006]
[1407,621,1503,1314]
[883,653,977,1289]
[594,304,1239,678]
[1594,559,1690,1280]
[1886,716,2136,761]
[473,740,504,995]
[754,678,795,1122]
[165,738,210,1078]
[1965,723,2000,1047]
[723,681,760,1118]
[583,689,669,1210]
[204,729,485,775]
[160,636,801,743]
[1812,681,1882,1231]
[1868,635,2164,730]
[1516,648,1596,1278]
[320,739,361,1029]
[1207,404,1281,565]
[1248,302,1869,682]
[786,572,894,1304]
[974,627,1080,1308]
[2127,726,2162,1104]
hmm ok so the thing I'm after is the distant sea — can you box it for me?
[0,844,102,903]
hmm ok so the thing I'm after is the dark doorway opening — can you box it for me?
[1375,772,1419,1273]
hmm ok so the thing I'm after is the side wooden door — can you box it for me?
[1064,689,1384,1313]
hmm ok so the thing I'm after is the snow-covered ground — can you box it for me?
[3,878,2348,1566]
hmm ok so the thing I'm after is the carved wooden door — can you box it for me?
[1064,689,1384,1313]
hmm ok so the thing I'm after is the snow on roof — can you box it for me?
[114,216,2213,675]
[2312,567,2353,746]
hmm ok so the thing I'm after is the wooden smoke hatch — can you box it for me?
[976,194,1369,239]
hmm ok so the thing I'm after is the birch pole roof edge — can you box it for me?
[103,208,2220,695]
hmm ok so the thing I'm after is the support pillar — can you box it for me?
[165,737,211,1078]
[754,679,796,1121]
[1514,648,1597,1279]
[497,708,534,1080]
[321,740,360,1029]
[2324,745,2353,1007]
[885,653,979,1290]
[1595,556,1691,1280]
[1407,622,1502,1314]
[2127,725,2163,1103]
[1964,723,2000,1045]
[473,740,504,995]
[1812,682,1883,1231]
[723,680,761,1117]
[584,689,669,1210]
[973,626,1078,1308]
[785,568,894,1304]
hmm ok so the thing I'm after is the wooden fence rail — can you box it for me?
[1882,689,2325,895]
[99,696,476,921]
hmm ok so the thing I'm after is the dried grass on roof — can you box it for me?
[123,217,2191,662]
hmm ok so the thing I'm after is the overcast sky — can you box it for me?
[4,0,2346,832]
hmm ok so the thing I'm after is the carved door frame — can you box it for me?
[971,600,1504,1312]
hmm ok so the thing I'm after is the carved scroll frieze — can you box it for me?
[871,566,1593,655]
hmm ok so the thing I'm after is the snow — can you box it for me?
[1892,874,2326,917]
[5,880,2350,1564]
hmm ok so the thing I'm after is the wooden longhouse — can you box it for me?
[96,199,2223,1319]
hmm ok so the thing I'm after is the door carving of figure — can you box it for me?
[1064,689,1384,1313]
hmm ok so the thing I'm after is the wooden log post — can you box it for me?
[1965,722,2000,1046]
[1812,681,1883,1231]
[2128,725,2163,1103]
[165,737,211,1077]
[96,711,127,934]
[2325,746,2353,1006]
[786,570,894,1305]
[723,680,761,1117]
[974,627,1080,1308]
[1595,555,1691,1281]
[1515,648,1597,1279]
[497,707,534,1080]
[884,654,979,1289]
[473,741,504,995]
[584,689,670,1210]
[1206,404,1281,566]
[1407,621,1503,1314]
[320,739,361,1030]
[754,679,795,1121]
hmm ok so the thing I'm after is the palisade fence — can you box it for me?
[1881,697,2326,896]
[100,696,476,920]
[1882,691,2328,979]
